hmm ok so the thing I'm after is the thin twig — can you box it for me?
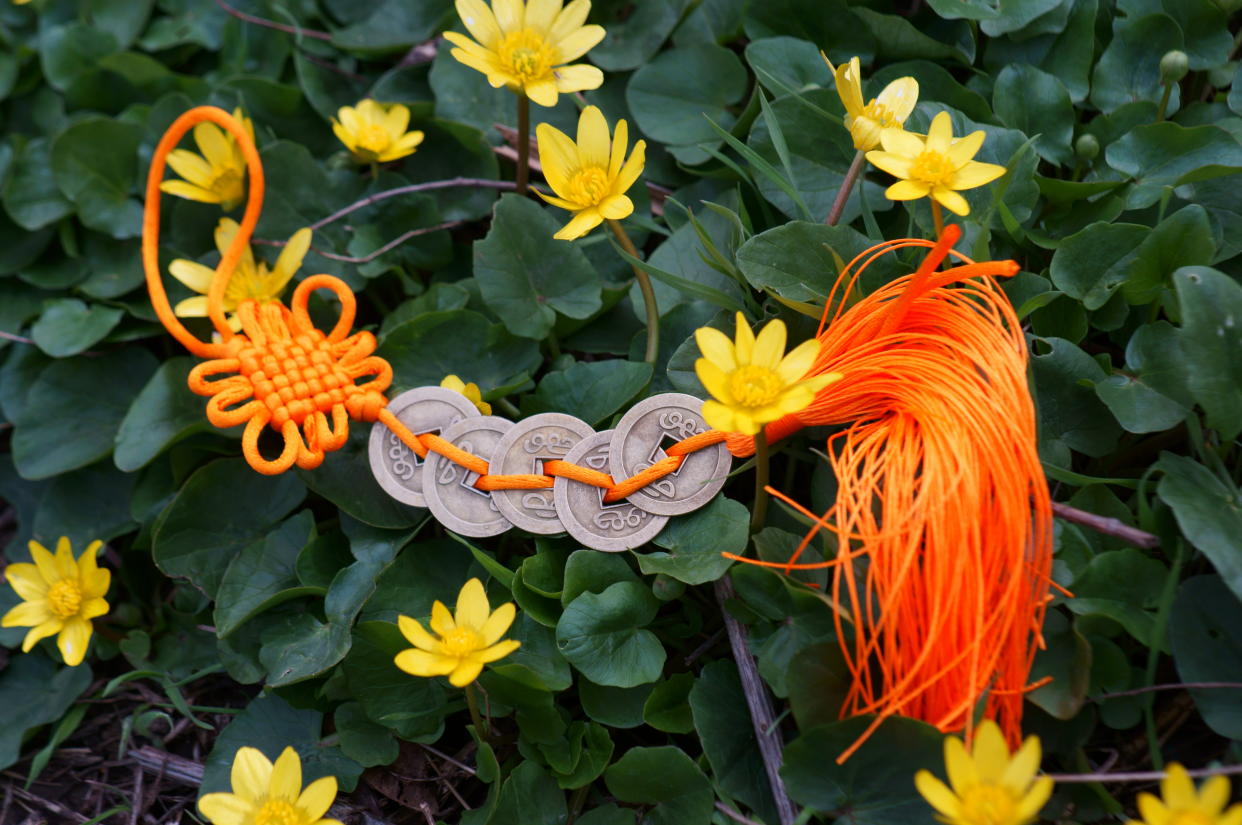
[398,40,440,67]
[1047,763,1242,783]
[308,178,520,230]
[213,0,332,40]
[714,576,798,825]
[715,801,766,825]
[0,330,34,345]
[683,627,727,666]
[256,221,468,263]
[128,764,144,825]
[1092,682,1242,701]
[1052,501,1160,549]
[418,743,477,776]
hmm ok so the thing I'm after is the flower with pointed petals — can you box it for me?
[444,0,605,107]
[159,107,254,211]
[2,537,109,667]
[914,720,1053,825]
[198,746,342,825]
[394,578,520,687]
[535,105,644,240]
[866,111,1006,217]
[169,218,312,333]
[332,99,424,164]
[825,55,918,151]
[441,375,492,415]
[1126,763,1242,825]
[694,312,841,436]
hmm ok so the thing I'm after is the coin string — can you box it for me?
[145,105,1055,763]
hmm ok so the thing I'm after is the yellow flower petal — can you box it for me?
[448,658,485,687]
[614,140,646,196]
[454,578,490,631]
[695,359,734,405]
[491,0,522,32]
[430,600,456,635]
[297,775,338,822]
[775,338,819,384]
[398,615,442,652]
[21,619,64,652]
[879,126,925,157]
[270,227,312,295]
[1161,764,1196,811]
[473,638,521,663]
[30,541,60,584]
[695,326,738,372]
[524,0,560,34]
[608,118,628,181]
[80,597,109,620]
[733,312,755,363]
[932,186,971,216]
[598,194,633,220]
[165,148,216,189]
[946,129,985,166]
[54,536,76,578]
[970,721,1009,783]
[1200,774,1231,815]
[269,747,302,802]
[1136,791,1171,825]
[174,295,211,318]
[230,747,272,802]
[876,76,918,124]
[866,150,914,180]
[1000,735,1041,791]
[194,122,233,170]
[455,0,503,47]
[553,208,604,240]
[885,180,931,201]
[576,106,610,171]
[159,179,224,204]
[944,735,978,793]
[57,616,92,666]
[480,601,517,645]
[549,0,590,42]
[525,76,559,107]
[699,399,737,434]
[914,770,962,818]
[198,792,254,825]
[6,563,47,601]
[169,259,215,295]
[925,111,954,155]
[949,160,1006,191]
[556,25,605,62]
[3,599,52,628]
[751,319,787,370]
[395,648,459,677]
[1013,775,1054,823]
[536,122,577,195]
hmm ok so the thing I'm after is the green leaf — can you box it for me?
[201,693,363,796]
[1105,122,1242,209]
[1157,453,1242,603]
[1066,549,1168,645]
[745,37,833,98]
[491,761,569,825]
[2,138,73,231]
[12,348,157,480]
[637,496,746,585]
[1173,267,1242,439]
[527,359,653,427]
[742,0,877,65]
[561,550,639,605]
[1169,575,1242,740]
[334,701,399,768]
[689,659,778,823]
[736,221,900,302]
[359,537,478,623]
[32,462,136,549]
[591,0,692,70]
[39,22,119,92]
[853,9,975,64]
[1028,610,1093,720]
[1048,222,1148,310]
[642,673,695,733]
[992,64,1074,166]
[342,621,448,740]
[604,746,713,825]
[1089,14,1183,114]
[781,717,942,823]
[626,44,748,164]
[297,429,423,530]
[50,117,144,238]
[214,511,319,637]
[0,655,93,772]
[1093,374,1188,434]
[153,458,306,598]
[30,299,123,358]
[1029,337,1122,461]
[556,581,665,688]
[331,0,452,54]
[636,193,747,318]
[380,308,541,394]
[1117,0,1232,69]
[1124,206,1216,304]
[113,358,213,472]
[474,195,603,339]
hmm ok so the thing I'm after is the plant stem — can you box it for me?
[1156,82,1173,122]
[516,93,530,196]
[826,150,866,226]
[465,683,490,741]
[496,396,520,418]
[608,219,660,364]
[930,199,945,238]
[750,429,770,533]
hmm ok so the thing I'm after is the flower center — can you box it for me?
[729,365,785,408]
[213,167,244,205]
[959,784,1019,825]
[441,627,480,656]
[567,166,610,205]
[1169,813,1215,825]
[355,123,391,154]
[497,28,557,82]
[254,799,303,825]
[861,101,898,128]
[910,150,955,186]
[47,579,82,619]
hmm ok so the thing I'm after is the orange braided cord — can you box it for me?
[730,225,1053,762]
[375,414,729,501]
[145,106,392,475]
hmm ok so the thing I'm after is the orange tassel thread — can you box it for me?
[725,225,1054,762]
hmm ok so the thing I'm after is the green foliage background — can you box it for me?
[1,0,1242,822]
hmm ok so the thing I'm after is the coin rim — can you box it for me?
[424,415,515,538]
[367,386,481,507]
[489,412,595,534]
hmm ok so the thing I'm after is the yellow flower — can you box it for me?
[824,55,918,151]
[1126,764,1242,825]
[914,720,1053,825]
[159,107,254,211]
[331,99,424,164]
[198,746,342,825]
[441,375,492,415]
[866,111,1006,217]
[694,312,841,436]
[443,0,605,107]
[394,578,520,687]
[535,105,645,240]
[169,218,312,333]
[2,537,110,667]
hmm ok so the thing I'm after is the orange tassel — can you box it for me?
[727,225,1053,761]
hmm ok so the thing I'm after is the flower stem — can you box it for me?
[750,429,770,533]
[369,161,379,181]
[826,150,866,226]
[465,682,491,741]
[930,199,945,239]
[516,93,530,196]
[1156,82,1173,122]
[609,219,660,364]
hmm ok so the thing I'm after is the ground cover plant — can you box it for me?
[1,0,1242,823]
